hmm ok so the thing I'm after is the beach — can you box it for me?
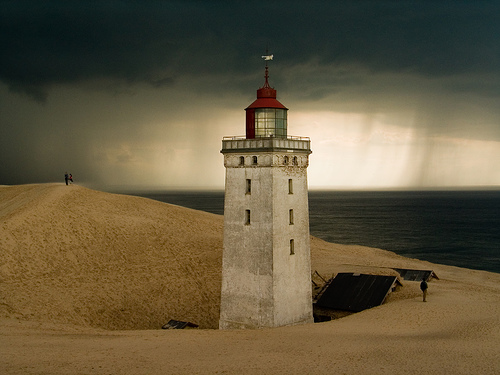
[1,184,499,374]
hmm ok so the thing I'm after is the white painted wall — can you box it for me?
[219,148,313,329]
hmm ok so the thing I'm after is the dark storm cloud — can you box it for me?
[1,1,499,189]
[1,0,499,101]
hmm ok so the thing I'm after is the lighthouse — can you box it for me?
[219,58,313,329]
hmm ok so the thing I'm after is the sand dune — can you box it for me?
[1,183,499,374]
[0,183,223,329]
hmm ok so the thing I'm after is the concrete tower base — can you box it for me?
[219,138,313,329]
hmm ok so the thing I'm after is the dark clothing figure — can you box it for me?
[420,279,428,302]
[64,172,69,185]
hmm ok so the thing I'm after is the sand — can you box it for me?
[1,183,499,374]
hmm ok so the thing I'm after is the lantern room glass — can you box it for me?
[254,108,287,138]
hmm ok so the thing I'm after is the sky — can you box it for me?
[1,0,499,190]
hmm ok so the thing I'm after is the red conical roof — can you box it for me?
[246,65,287,110]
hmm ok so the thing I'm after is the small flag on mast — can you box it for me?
[261,54,274,61]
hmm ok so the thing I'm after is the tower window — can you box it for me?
[289,209,294,225]
[290,239,295,255]
[284,156,289,165]
[293,156,298,165]
[246,179,251,194]
[245,209,251,225]
[252,156,258,165]
[288,179,293,194]
[239,156,245,166]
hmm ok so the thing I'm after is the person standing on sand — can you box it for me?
[69,174,73,183]
[64,172,69,185]
[420,278,428,302]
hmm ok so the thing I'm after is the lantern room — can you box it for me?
[245,65,288,139]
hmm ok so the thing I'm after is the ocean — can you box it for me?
[128,190,500,274]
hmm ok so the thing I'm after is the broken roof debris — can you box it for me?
[315,273,400,312]
[393,268,439,281]
[161,320,199,330]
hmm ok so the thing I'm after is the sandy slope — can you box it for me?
[1,183,499,374]
[0,183,223,329]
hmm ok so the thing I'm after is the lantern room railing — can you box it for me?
[222,135,310,141]
[221,135,311,153]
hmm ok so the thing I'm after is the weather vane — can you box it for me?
[261,50,273,86]
[262,46,273,64]
[261,53,274,61]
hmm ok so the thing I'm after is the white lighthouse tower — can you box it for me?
[219,59,313,329]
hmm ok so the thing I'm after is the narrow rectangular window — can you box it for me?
[290,239,295,255]
[289,209,294,225]
[246,179,251,194]
[245,209,251,225]
[288,179,293,194]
